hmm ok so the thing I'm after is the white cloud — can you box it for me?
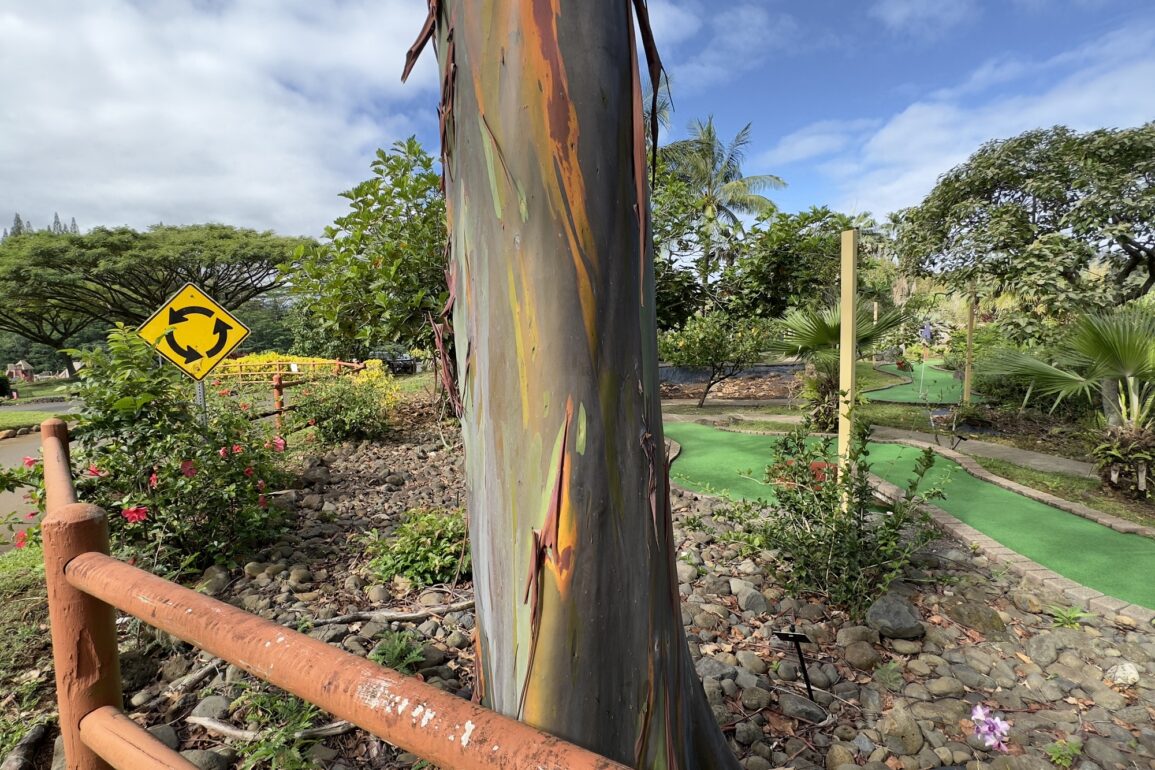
[816,22,1155,216]
[0,1,439,236]
[868,0,979,38]
[758,119,881,167]
[668,4,799,95]
[646,0,703,50]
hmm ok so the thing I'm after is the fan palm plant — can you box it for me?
[987,309,1155,494]
[766,303,909,430]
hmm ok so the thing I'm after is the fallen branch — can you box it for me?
[310,599,475,626]
[135,658,225,713]
[187,716,355,742]
[0,723,49,770]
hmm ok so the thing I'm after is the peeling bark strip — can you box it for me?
[411,2,740,768]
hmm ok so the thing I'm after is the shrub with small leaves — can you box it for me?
[719,420,941,617]
[366,507,470,590]
[1045,738,1083,768]
[0,326,288,575]
[234,686,321,770]
[290,361,398,442]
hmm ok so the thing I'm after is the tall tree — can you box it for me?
[287,137,447,353]
[51,212,64,234]
[663,117,785,290]
[0,225,302,325]
[9,213,25,237]
[898,123,1155,323]
[405,1,739,767]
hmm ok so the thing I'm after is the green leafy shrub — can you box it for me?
[368,630,425,673]
[366,507,470,590]
[0,326,288,574]
[659,312,771,406]
[721,421,941,617]
[1044,738,1083,768]
[290,361,399,442]
[234,686,321,770]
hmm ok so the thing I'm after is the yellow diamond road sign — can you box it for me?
[138,283,250,380]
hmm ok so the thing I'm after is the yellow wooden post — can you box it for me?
[963,294,976,405]
[838,229,858,468]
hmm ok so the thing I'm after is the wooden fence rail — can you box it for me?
[39,419,625,770]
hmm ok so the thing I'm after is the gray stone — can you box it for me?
[838,625,882,646]
[737,586,770,614]
[446,630,470,649]
[676,561,698,583]
[846,641,883,671]
[745,757,774,770]
[735,720,763,745]
[190,695,232,720]
[741,686,773,711]
[197,565,230,596]
[926,677,965,697]
[989,756,1056,770]
[147,724,179,750]
[367,584,391,603]
[696,656,737,680]
[1026,633,1060,667]
[51,735,65,770]
[1104,662,1139,686]
[180,749,230,770]
[779,692,828,723]
[867,594,925,640]
[854,734,877,756]
[737,649,768,674]
[891,639,923,655]
[879,706,923,755]
[827,743,857,770]
[1088,686,1126,710]
[940,597,1006,637]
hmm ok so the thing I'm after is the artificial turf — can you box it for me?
[663,421,1155,609]
[866,360,964,405]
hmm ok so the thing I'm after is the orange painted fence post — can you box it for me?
[272,373,284,430]
[41,431,123,770]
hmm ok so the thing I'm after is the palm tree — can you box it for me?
[663,117,785,290]
[766,302,909,430]
[989,309,1155,494]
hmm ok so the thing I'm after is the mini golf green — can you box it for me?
[866,360,964,405]
[663,421,1155,609]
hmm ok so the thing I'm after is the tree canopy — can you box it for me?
[288,137,447,354]
[0,224,302,361]
[898,123,1155,317]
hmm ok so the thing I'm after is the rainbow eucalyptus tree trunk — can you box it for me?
[404,1,740,768]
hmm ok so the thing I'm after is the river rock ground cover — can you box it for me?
[36,404,1155,770]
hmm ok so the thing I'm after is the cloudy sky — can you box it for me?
[2,0,1153,237]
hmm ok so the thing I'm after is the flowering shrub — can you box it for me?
[215,352,348,377]
[0,326,289,575]
[290,360,399,442]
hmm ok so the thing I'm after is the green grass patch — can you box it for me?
[0,411,66,432]
[10,380,73,400]
[859,403,936,432]
[858,361,904,392]
[867,360,963,404]
[728,419,805,433]
[0,545,54,755]
[393,371,434,396]
[971,456,1155,529]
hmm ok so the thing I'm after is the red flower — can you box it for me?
[271,436,286,452]
[306,418,316,426]
[13,531,27,549]
[24,512,37,520]
[258,495,268,509]
[181,460,197,478]
[257,479,266,491]
[232,444,244,455]
[218,447,229,458]
[86,464,107,478]
[239,402,251,412]
[243,466,255,477]
[121,505,149,524]
[21,456,36,469]
[148,471,159,489]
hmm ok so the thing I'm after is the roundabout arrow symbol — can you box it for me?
[168,305,213,325]
[164,331,203,364]
[205,318,233,358]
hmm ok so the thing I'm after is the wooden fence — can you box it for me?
[38,419,624,770]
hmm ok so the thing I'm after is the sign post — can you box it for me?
[138,284,250,421]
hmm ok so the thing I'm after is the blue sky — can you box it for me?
[1,0,1153,236]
